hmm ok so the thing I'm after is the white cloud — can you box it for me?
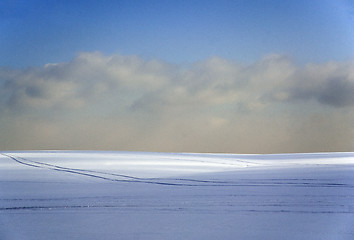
[0,52,353,153]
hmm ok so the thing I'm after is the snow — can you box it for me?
[0,151,353,240]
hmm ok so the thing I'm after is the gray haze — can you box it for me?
[0,52,353,153]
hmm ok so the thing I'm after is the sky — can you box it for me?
[0,0,353,153]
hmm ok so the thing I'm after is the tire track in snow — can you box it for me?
[2,205,353,214]
[2,153,234,186]
[1,153,192,186]
[1,153,353,188]
[2,152,249,186]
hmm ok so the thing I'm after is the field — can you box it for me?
[1,151,353,240]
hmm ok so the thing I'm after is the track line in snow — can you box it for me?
[3,153,233,186]
[2,153,353,188]
[2,153,192,186]
[1,205,353,214]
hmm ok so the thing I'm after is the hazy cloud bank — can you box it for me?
[1,52,353,153]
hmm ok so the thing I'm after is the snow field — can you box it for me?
[0,151,353,240]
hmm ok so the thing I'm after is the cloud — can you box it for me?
[0,52,353,153]
[265,61,354,107]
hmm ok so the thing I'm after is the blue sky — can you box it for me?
[1,0,353,153]
[1,0,353,67]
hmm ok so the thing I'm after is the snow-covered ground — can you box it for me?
[0,151,353,240]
